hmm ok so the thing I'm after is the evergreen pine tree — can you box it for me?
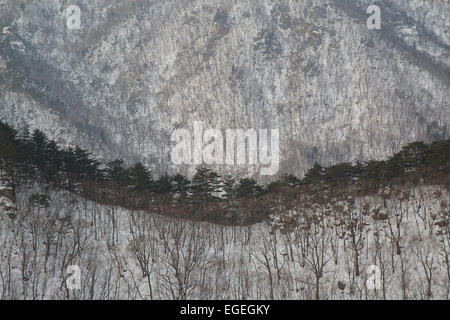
[222,174,237,200]
[235,177,263,198]
[303,162,324,184]
[171,173,190,200]
[278,173,300,186]
[128,162,153,192]
[191,167,221,201]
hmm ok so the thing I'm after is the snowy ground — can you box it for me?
[0,183,448,299]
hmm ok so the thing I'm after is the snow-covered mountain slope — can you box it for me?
[0,183,448,299]
[0,0,449,179]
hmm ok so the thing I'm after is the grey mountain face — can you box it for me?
[0,0,449,180]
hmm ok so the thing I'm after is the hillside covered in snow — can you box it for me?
[0,122,449,299]
[0,0,449,179]
[0,179,449,299]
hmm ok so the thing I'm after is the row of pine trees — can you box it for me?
[1,120,449,212]
[0,121,267,205]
